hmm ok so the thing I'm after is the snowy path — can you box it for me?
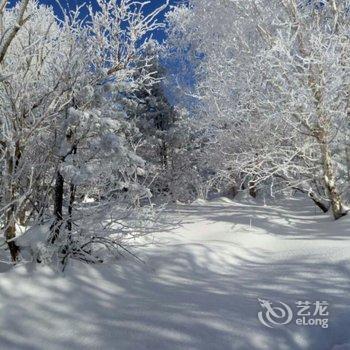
[1,198,350,350]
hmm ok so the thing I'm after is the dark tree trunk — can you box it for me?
[4,145,21,261]
[67,183,76,234]
[309,193,329,213]
[161,141,168,169]
[66,144,77,235]
[5,211,20,261]
[249,181,257,198]
[292,187,329,213]
[50,170,64,243]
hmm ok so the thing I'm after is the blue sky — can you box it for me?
[10,0,184,42]
[9,0,191,103]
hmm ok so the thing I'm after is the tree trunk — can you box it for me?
[248,180,257,198]
[5,210,20,261]
[66,144,77,235]
[319,135,346,220]
[308,68,347,220]
[50,170,64,243]
[346,143,350,182]
[3,150,20,261]
[309,192,329,213]
[67,183,76,234]
[293,186,329,213]
[161,141,168,170]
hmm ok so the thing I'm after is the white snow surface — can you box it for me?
[1,197,350,350]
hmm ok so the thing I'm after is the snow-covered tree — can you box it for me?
[0,0,169,262]
[167,0,350,219]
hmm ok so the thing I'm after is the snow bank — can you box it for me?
[214,197,234,204]
[191,198,207,205]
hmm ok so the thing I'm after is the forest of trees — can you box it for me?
[0,0,349,265]
[166,0,350,219]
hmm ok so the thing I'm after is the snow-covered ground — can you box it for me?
[1,197,350,350]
